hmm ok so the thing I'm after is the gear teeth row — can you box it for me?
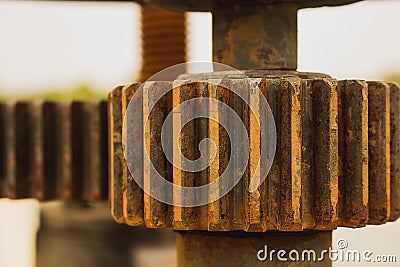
[0,100,109,202]
[109,78,400,231]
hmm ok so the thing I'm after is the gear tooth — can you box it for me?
[56,101,73,201]
[122,83,144,226]
[207,80,220,231]
[172,81,202,230]
[242,78,267,232]
[14,102,28,198]
[300,79,316,230]
[233,79,250,231]
[109,85,126,224]
[227,79,245,231]
[277,77,303,231]
[196,82,211,231]
[367,81,391,225]
[206,80,232,231]
[81,101,102,203]
[43,102,57,200]
[206,81,220,231]
[225,79,248,230]
[71,101,101,202]
[144,81,174,228]
[215,80,232,231]
[337,80,369,227]
[263,78,281,231]
[99,101,109,201]
[71,101,86,201]
[30,101,44,200]
[312,79,339,230]
[15,102,43,199]
[389,82,400,222]
[0,102,16,198]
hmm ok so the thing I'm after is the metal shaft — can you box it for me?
[176,231,332,267]
[140,5,186,81]
[213,3,298,70]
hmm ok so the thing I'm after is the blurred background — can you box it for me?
[0,0,399,266]
[1,0,400,99]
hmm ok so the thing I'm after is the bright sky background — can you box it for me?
[0,0,399,95]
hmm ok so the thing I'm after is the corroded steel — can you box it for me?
[176,231,332,267]
[143,81,173,228]
[140,6,186,81]
[0,100,108,202]
[213,4,297,70]
[337,80,369,227]
[109,78,400,231]
[390,83,400,222]
[138,1,363,70]
[122,83,144,226]
[109,86,125,222]
[137,0,363,12]
[367,81,391,225]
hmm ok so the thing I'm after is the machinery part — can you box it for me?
[0,100,109,202]
[390,83,400,221]
[176,230,332,267]
[212,3,298,69]
[109,79,400,231]
[136,0,362,12]
[140,5,187,81]
[138,1,363,70]
[108,0,400,266]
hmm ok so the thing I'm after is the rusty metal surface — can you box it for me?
[122,83,144,226]
[312,79,339,230]
[176,230,332,267]
[110,77,400,231]
[138,0,362,12]
[367,81,391,225]
[0,100,108,202]
[389,83,400,222]
[144,81,173,228]
[213,4,297,70]
[140,6,186,81]
[337,80,369,227]
[109,86,125,222]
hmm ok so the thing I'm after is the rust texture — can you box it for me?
[213,4,297,70]
[0,100,108,202]
[312,79,339,230]
[57,101,73,199]
[110,77,400,231]
[173,82,207,230]
[337,80,369,227]
[144,81,173,228]
[0,102,16,198]
[278,77,303,231]
[367,81,391,225]
[139,0,362,12]
[176,231,332,267]
[140,5,186,81]
[109,86,126,223]
[243,79,263,232]
[389,83,400,222]
[122,83,144,226]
